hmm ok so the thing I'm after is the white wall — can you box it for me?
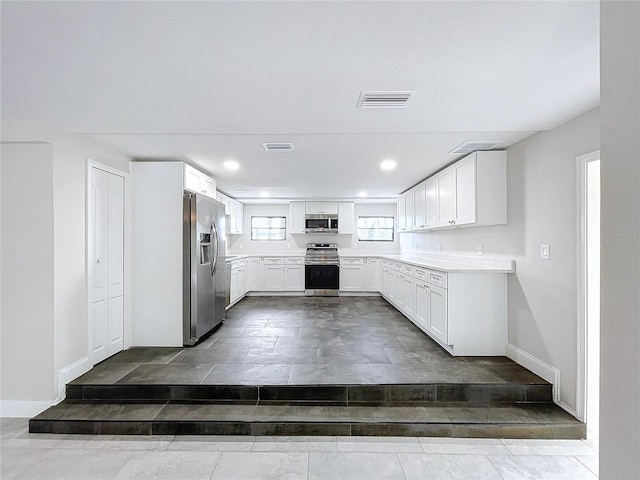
[1,143,55,415]
[1,120,131,414]
[399,108,600,414]
[599,2,640,478]
[228,202,399,255]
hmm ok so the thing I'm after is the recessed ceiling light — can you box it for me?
[260,191,269,197]
[358,191,368,197]
[223,160,239,171]
[380,159,397,171]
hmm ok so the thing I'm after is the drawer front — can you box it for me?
[263,257,285,265]
[428,271,447,288]
[403,264,415,276]
[414,268,427,280]
[341,258,364,265]
[232,258,246,269]
[286,257,304,265]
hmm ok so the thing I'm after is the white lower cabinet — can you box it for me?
[340,257,364,292]
[263,260,286,291]
[339,257,381,293]
[365,258,380,291]
[427,284,447,342]
[381,261,506,356]
[230,259,247,304]
[285,258,304,291]
[247,257,264,291]
[401,274,415,318]
[413,282,429,328]
[413,278,448,344]
[246,257,304,292]
[381,262,390,296]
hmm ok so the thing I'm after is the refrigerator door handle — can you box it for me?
[211,221,219,275]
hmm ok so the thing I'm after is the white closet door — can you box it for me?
[89,166,125,364]
[107,174,124,356]
[89,168,109,363]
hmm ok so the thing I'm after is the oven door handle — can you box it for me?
[304,261,340,266]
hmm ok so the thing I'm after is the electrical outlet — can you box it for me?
[287,243,291,249]
[437,244,442,252]
[352,243,358,249]
[477,245,483,256]
[239,243,243,249]
[540,244,550,260]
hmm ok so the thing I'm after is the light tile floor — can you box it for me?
[2,418,598,479]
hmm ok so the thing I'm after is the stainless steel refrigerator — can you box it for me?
[183,192,227,345]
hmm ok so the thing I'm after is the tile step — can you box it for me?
[65,383,553,405]
[30,401,585,439]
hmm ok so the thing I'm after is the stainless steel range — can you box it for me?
[304,243,339,296]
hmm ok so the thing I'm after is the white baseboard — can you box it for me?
[506,343,560,403]
[557,399,579,418]
[57,356,91,401]
[0,400,56,418]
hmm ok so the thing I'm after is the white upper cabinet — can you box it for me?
[404,151,506,231]
[216,191,243,235]
[183,164,216,199]
[337,202,355,234]
[404,190,414,230]
[397,195,406,231]
[436,151,506,228]
[289,201,306,234]
[306,202,338,214]
[230,199,244,235]
[437,155,477,226]
[413,178,437,230]
[424,177,437,229]
[435,167,456,227]
[215,192,231,215]
[413,183,426,229]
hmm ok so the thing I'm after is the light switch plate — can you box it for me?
[540,244,550,260]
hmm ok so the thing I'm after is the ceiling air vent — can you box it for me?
[449,140,503,155]
[356,91,416,109]
[262,143,294,152]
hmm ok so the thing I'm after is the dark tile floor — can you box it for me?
[74,296,544,387]
[36,297,586,438]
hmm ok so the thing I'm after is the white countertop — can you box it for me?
[378,254,514,273]
[227,252,514,273]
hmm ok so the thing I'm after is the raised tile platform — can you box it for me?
[30,297,585,438]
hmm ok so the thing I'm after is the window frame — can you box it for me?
[250,215,287,241]
[357,216,395,242]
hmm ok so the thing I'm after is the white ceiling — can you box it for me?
[1,1,599,201]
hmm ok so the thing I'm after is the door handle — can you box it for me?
[211,222,220,275]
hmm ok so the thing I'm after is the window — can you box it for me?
[357,216,394,241]
[251,216,286,241]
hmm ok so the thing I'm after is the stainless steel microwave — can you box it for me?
[305,214,338,233]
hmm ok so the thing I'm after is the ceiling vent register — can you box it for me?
[262,143,294,152]
[449,140,503,155]
[356,91,416,109]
